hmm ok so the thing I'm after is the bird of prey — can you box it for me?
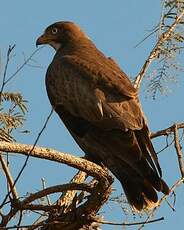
[36,21,169,211]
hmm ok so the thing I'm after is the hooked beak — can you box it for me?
[36,34,51,47]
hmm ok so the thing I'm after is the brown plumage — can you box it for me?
[36,21,169,211]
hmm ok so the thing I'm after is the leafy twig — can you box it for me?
[134,8,184,89]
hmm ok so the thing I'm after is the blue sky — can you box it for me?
[0,1,184,229]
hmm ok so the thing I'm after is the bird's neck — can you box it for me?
[56,37,104,60]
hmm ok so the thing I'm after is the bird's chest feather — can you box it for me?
[46,63,102,120]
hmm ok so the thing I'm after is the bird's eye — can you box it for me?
[51,27,58,34]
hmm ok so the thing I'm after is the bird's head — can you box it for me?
[36,21,89,51]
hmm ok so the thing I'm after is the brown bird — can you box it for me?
[36,21,169,211]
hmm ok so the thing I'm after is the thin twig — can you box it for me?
[165,198,175,212]
[41,178,51,205]
[151,122,184,138]
[138,177,184,230]
[95,216,164,226]
[0,221,58,230]
[16,211,23,230]
[0,45,16,102]
[158,177,184,208]
[134,8,184,89]
[134,28,159,48]
[4,47,44,85]
[173,124,184,178]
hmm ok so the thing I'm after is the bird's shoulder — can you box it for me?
[52,52,138,99]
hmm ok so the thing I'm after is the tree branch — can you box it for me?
[0,45,16,102]
[57,170,87,209]
[4,47,44,85]
[134,8,184,89]
[0,152,18,200]
[138,177,184,230]
[94,216,164,226]
[0,141,111,181]
[21,183,93,206]
[151,122,184,138]
[174,124,184,178]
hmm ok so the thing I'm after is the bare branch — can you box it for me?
[41,178,51,205]
[138,177,184,230]
[4,47,44,85]
[174,124,184,178]
[151,122,184,138]
[94,216,164,226]
[0,152,18,200]
[57,170,87,208]
[158,177,184,207]
[0,141,111,181]
[134,8,184,89]
[0,45,16,102]
[31,170,87,228]
[21,182,93,206]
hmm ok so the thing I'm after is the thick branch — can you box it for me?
[134,8,184,89]
[0,141,111,182]
[0,142,113,229]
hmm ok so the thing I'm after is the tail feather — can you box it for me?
[121,177,168,211]
[54,101,169,211]
[160,178,170,194]
[111,159,169,211]
[142,179,158,203]
[121,178,145,211]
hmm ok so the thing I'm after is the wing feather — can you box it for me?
[55,55,143,131]
[61,55,137,98]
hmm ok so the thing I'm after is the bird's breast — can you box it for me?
[46,67,102,121]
